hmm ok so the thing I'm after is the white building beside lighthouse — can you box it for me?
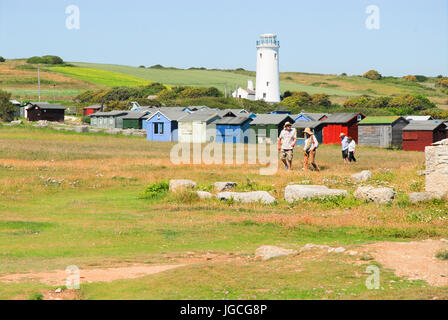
[255,34,280,103]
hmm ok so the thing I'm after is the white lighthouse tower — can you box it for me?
[255,34,280,103]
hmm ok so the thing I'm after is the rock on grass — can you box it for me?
[216,191,276,204]
[354,186,396,204]
[284,185,347,203]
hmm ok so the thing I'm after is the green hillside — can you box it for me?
[72,62,358,97]
[50,66,151,87]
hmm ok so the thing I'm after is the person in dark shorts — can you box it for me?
[347,136,357,163]
[340,133,349,164]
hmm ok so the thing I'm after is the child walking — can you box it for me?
[348,137,357,163]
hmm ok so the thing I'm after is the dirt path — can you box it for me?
[0,264,185,286]
[363,239,448,287]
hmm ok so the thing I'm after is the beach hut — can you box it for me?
[250,114,295,144]
[321,113,365,144]
[358,116,409,148]
[405,115,434,122]
[178,112,221,143]
[293,121,324,146]
[121,111,150,129]
[293,113,329,122]
[82,105,102,117]
[145,109,188,142]
[402,121,447,152]
[26,103,66,122]
[215,116,253,144]
[9,100,22,118]
[90,111,129,129]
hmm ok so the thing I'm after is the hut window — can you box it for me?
[154,122,164,135]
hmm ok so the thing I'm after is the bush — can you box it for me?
[403,75,417,82]
[81,116,91,124]
[311,93,331,107]
[388,94,435,112]
[0,90,16,122]
[363,70,382,80]
[27,55,64,65]
[436,78,448,88]
[414,75,428,82]
[0,56,5,63]
[281,92,312,110]
[342,94,434,114]
[139,181,169,200]
[28,292,44,300]
[75,83,166,104]
[149,64,165,69]
[435,249,448,261]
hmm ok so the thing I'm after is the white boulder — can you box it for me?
[351,170,372,182]
[354,186,396,204]
[284,185,347,203]
[197,191,213,199]
[409,192,433,203]
[169,179,197,192]
[255,246,297,261]
[214,182,237,192]
[216,191,276,204]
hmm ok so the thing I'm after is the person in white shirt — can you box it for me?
[303,128,320,171]
[340,133,349,164]
[347,137,357,163]
[278,122,297,170]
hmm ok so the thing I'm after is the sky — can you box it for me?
[0,0,447,76]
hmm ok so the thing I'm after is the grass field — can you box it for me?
[50,66,152,87]
[72,62,360,97]
[0,125,447,300]
[2,59,447,105]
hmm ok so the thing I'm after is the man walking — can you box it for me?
[303,128,320,172]
[340,133,349,164]
[278,122,297,170]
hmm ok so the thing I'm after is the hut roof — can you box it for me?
[322,113,364,124]
[90,111,128,117]
[251,114,293,125]
[147,110,188,121]
[359,116,405,125]
[178,112,220,122]
[293,121,323,129]
[216,116,252,125]
[26,103,65,110]
[403,121,446,131]
[122,111,149,120]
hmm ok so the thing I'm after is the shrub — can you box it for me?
[363,70,382,80]
[342,94,434,113]
[414,75,428,82]
[138,65,145,68]
[311,93,331,107]
[75,83,166,104]
[403,75,417,82]
[388,94,435,112]
[27,55,64,65]
[180,87,222,99]
[436,78,448,88]
[281,92,312,110]
[139,181,169,200]
[81,116,91,124]
[28,292,44,300]
[436,249,448,261]
[0,90,16,122]
[0,56,5,63]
